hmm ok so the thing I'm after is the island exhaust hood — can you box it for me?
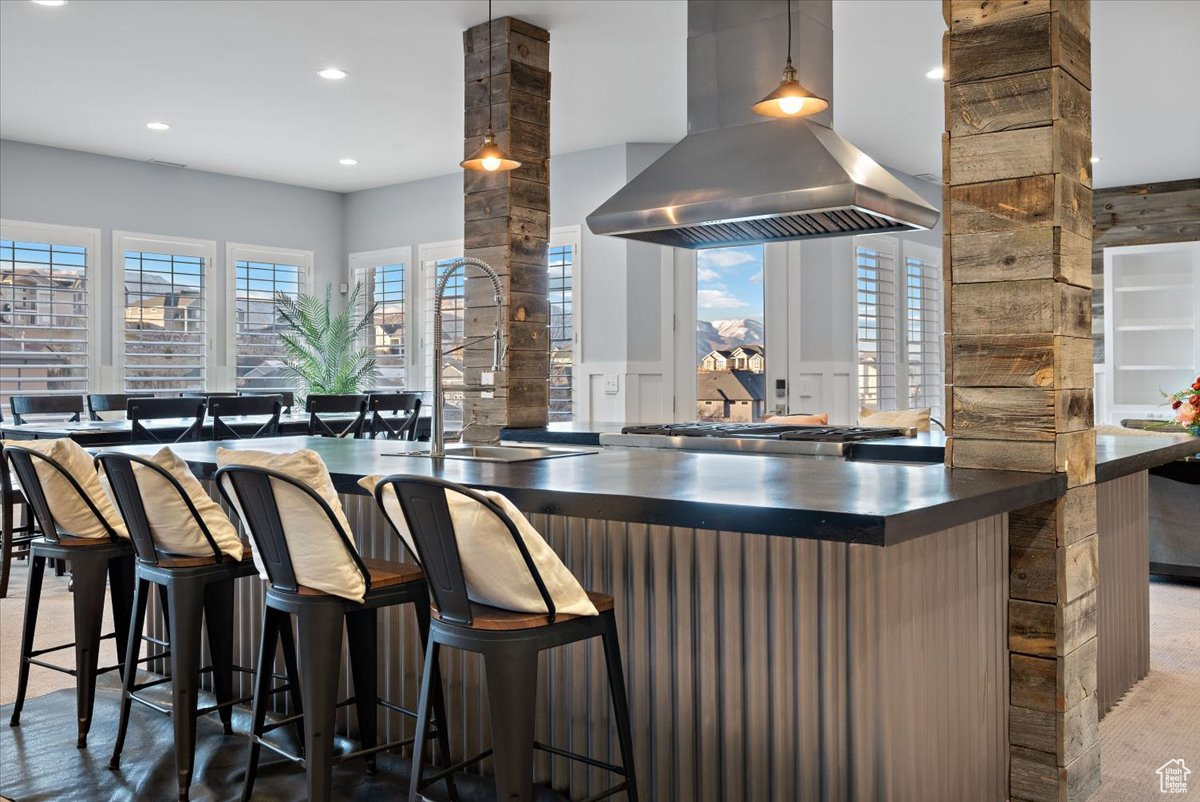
[586,1,939,250]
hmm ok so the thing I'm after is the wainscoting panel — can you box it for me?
[1095,471,1151,717]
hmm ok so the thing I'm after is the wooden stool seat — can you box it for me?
[296,557,424,596]
[432,590,614,631]
[152,546,254,569]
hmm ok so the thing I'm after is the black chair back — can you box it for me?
[2,445,123,543]
[367,393,422,441]
[9,395,84,425]
[87,394,151,421]
[305,394,367,438]
[94,452,222,564]
[128,397,207,444]
[240,390,295,414]
[214,464,370,594]
[372,475,556,626]
[208,395,283,440]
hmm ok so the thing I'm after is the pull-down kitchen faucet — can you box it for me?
[431,257,504,458]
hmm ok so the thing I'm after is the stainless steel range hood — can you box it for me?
[586,0,939,249]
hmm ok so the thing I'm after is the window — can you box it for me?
[117,232,214,394]
[904,255,943,415]
[421,243,466,429]
[351,254,408,392]
[695,245,766,422]
[856,245,897,410]
[229,245,311,392]
[1,221,99,408]
[547,243,574,421]
[855,240,943,417]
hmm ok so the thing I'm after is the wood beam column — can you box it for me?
[943,2,1100,799]
[462,16,550,441]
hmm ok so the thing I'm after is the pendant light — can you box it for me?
[751,0,829,119]
[461,0,522,172]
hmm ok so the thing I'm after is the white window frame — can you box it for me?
[899,241,943,417]
[113,231,217,393]
[853,235,944,417]
[548,225,581,421]
[416,240,465,393]
[226,242,314,392]
[348,245,415,392]
[1,219,103,398]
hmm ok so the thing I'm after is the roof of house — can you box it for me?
[697,369,765,402]
[733,344,764,356]
[703,349,735,360]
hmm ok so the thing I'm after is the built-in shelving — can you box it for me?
[1103,241,1200,422]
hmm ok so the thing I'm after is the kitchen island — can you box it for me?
[107,433,1193,801]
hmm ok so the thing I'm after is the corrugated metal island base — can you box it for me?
[152,492,1010,802]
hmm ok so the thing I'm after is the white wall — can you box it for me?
[1,137,942,425]
[0,139,344,391]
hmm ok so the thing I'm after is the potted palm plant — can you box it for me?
[275,282,379,399]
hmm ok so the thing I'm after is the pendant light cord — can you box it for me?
[786,0,792,66]
[487,0,494,131]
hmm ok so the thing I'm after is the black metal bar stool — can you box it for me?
[215,463,454,802]
[366,392,422,441]
[96,452,304,802]
[372,475,639,802]
[2,444,135,748]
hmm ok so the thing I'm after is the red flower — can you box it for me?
[1174,400,1184,409]
[1192,394,1200,408]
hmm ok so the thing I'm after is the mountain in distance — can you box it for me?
[696,317,764,359]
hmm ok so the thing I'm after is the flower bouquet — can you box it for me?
[1167,374,1200,436]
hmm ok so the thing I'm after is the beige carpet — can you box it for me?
[0,559,118,707]
[1,562,1197,799]
[1092,577,1200,801]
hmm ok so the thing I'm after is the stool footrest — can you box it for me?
[417,747,493,790]
[28,631,116,658]
[533,740,626,775]
[578,781,632,802]
[251,734,306,767]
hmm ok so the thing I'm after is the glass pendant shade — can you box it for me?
[752,61,829,118]
[461,128,521,173]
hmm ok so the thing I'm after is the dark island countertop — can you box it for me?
[503,425,1197,481]
[107,435,1063,546]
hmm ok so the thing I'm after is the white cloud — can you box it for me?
[697,289,750,310]
[699,249,757,269]
[748,270,763,284]
[697,267,720,282]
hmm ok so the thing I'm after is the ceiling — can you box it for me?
[1,0,1197,193]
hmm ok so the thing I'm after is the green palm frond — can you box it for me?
[274,282,379,399]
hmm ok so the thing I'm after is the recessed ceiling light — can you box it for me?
[146,121,170,131]
[32,0,68,6]
[339,158,358,166]
[318,68,349,80]
[1090,156,1101,164]
[925,66,945,80]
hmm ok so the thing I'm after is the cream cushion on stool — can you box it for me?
[361,475,597,617]
[859,405,932,432]
[3,438,128,539]
[218,448,366,602]
[101,447,243,560]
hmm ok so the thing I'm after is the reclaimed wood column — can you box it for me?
[943,2,1100,800]
[462,17,551,440]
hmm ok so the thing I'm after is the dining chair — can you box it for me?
[9,394,85,425]
[366,393,422,441]
[87,394,152,422]
[240,390,295,415]
[127,397,207,444]
[208,395,283,440]
[305,394,368,438]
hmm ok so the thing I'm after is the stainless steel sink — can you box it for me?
[442,444,597,463]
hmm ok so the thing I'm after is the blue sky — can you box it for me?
[696,244,764,323]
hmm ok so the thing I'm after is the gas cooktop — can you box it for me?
[601,422,911,458]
